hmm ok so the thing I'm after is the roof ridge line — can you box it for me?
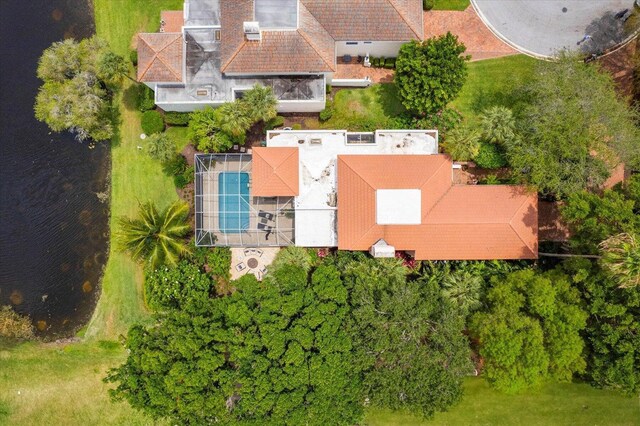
[386,0,422,40]
[422,158,453,217]
[273,149,298,193]
[221,40,247,73]
[508,196,538,254]
[299,0,338,40]
[155,36,183,80]
[297,28,337,72]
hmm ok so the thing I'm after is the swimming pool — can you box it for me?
[218,172,250,233]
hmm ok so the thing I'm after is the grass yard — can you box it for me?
[452,54,538,124]
[432,0,470,11]
[365,378,640,425]
[323,84,406,130]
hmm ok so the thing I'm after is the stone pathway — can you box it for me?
[424,6,517,61]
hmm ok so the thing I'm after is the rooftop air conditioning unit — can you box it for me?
[244,21,261,41]
[309,138,322,145]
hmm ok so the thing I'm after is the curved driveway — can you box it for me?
[472,0,639,58]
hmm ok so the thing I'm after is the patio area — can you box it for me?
[333,57,395,83]
[230,247,279,281]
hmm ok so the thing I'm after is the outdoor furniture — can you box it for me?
[260,140,267,147]
[233,144,239,151]
[260,217,268,225]
[259,266,267,275]
[247,148,253,155]
[240,146,246,153]
[257,222,267,231]
[247,258,259,269]
[243,248,253,257]
[235,262,246,272]
[343,54,352,63]
[258,211,274,220]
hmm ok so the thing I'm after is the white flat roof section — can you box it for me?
[265,130,438,247]
[376,189,422,225]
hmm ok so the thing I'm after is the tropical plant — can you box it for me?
[145,132,175,162]
[34,36,124,141]
[395,33,469,115]
[440,270,484,315]
[271,246,315,272]
[345,257,471,418]
[599,233,640,288]
[116,201,191,269]
[474,142,508,169]
[241,84,277,123]
[470,269,587,393]
[214,102,252,138]
[441,125,481,161]
[479,106,517,145]
[505,53,640,198]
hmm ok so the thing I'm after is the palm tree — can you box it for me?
[242,84,277,123]
[214,101,252,138]
[441,270,484,314]
[479,106,516,145]
[599,233,640,288]
[117,201,191,269]
[441,126,481,161]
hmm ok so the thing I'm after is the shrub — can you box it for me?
[292,123,302,130]
[146,133,175,162]
[423,0,435,10]
[162,154,188,176]
[174,165,194,189]
[0,306,35,339]
[265,115,285,130]
[474,141,508,169]
[319,101,334,122]
[141,110,164,134]
[384,58,396,69]
[137,85,155,112]
[392,108,463,133]
[371,57,379,67]
[325,83,332,94]
[129,49,138,66]
[441,125,481,161]
[480,174,501,185]
[377,56,385,68]
[163,111,190,126]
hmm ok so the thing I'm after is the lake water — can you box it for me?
[0,0,110,337]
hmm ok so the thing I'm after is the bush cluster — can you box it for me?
[474,141,508,169]
[370,56,396,69]
[141,110,164,134]
[136,85,155,112]
[0,306,35,339]
[163,111,190,126]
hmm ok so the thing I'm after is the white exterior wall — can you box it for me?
[277,99,325,113]
[336,41,404,58]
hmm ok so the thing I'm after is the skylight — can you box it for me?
[376,189,422,225]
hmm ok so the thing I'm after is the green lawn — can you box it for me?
[365,378,640,425]
[323,84,406,130]
[452,54,539,124]
[432,0,470,11]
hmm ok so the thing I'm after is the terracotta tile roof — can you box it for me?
[137,33,183,82]
[221,0,335,73]
[301,0,424,41]
[337,154,538,260]
[161,10,184,33]
[252,147,299,196]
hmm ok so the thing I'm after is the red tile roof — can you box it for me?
[301,0,424,41]
[137,33,183,82]
[252,147,300,196]
[221,0,336,73]
[337,155,538,260]
[161,10,184,33]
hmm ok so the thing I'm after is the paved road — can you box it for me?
[472,0,639,57]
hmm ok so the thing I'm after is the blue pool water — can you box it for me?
[218,172,250,233]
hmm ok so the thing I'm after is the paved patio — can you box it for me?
[424,7,517,61]
[334,58,394,83]
[230,247,279,281]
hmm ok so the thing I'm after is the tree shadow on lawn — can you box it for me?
[375,83,406,117]
[469,85,531,117]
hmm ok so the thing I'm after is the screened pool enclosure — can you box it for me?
[195,154,295,247]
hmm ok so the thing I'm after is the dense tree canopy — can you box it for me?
[395,33,469,115]
[563,259,640,396]
[34,37,125,141]
[343,257,472,417]
[470,269,587,393]
[505,54,640,198]
[107,262,363,425]
[561,185,640,254]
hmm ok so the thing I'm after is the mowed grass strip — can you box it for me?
[432,0,470,11]
[365,377,640,425]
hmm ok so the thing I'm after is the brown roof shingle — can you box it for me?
[137,33,183,82]
[337,154,538,260]
[221,0,335,73]
[301,0,423,41]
